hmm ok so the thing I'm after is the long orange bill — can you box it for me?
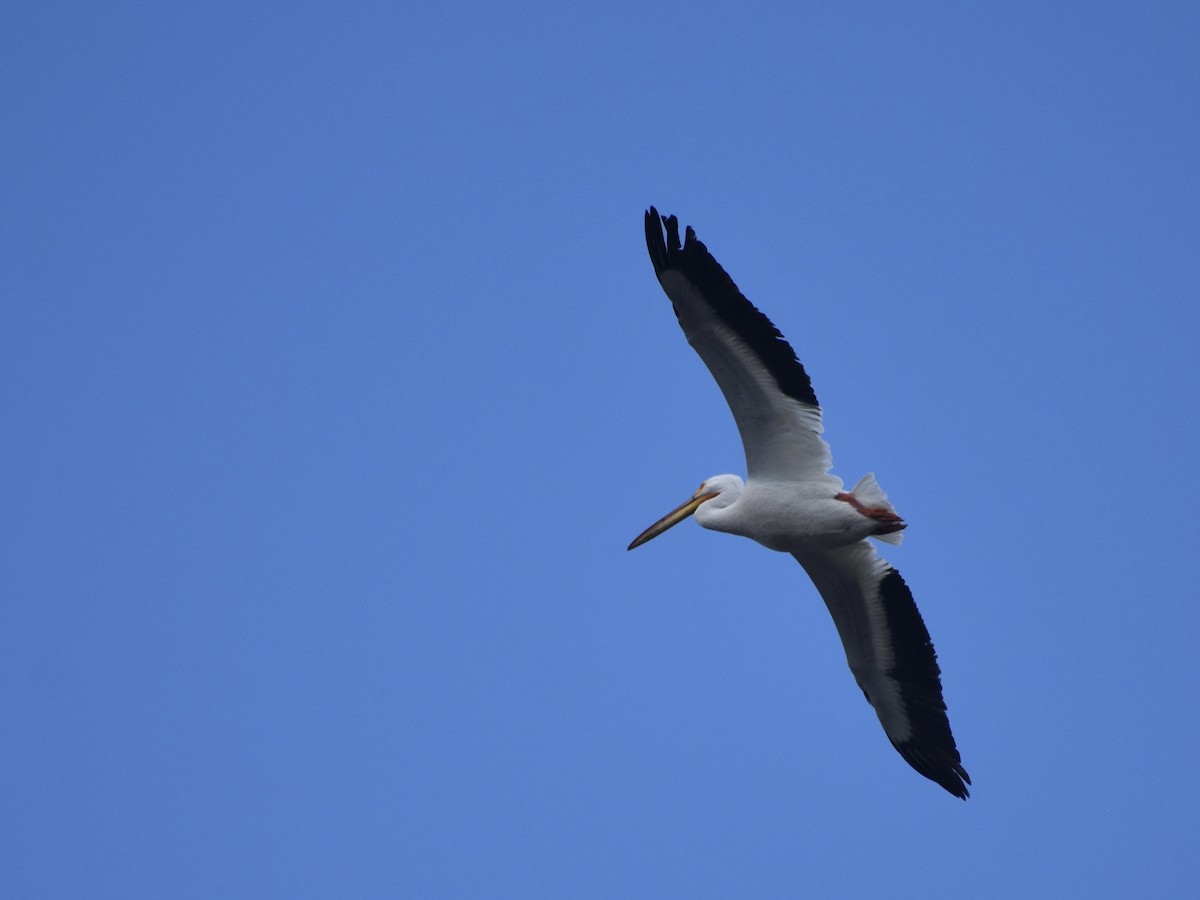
[627,491,718,551]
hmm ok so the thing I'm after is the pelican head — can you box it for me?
[627,474,745,550]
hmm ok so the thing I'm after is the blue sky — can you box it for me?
[4,2,1199,896]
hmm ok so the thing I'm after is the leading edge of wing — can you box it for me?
[793,542,971,799]
[644,207,819,409]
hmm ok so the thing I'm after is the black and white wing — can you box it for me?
[793,541,971,799]
[645,208,837,486]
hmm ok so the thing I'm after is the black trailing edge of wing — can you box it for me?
[877,567,971,799]
[644,207,819,409]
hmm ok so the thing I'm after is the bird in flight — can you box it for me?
[629,208,970,799]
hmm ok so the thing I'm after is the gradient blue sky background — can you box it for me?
[5,2,1199,897]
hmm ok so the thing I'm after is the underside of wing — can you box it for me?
[793,542,970,799]
[644,208,834,484]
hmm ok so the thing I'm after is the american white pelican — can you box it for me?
[630,208,970,799]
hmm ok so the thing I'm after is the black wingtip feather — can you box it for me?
[878,568,971,799]
[643,207,819,408]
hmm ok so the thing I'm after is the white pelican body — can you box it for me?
[630,208,969,799]
[693,475,892,552]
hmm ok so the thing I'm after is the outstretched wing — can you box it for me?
[645,208,837,486]
[793,541,970,799]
